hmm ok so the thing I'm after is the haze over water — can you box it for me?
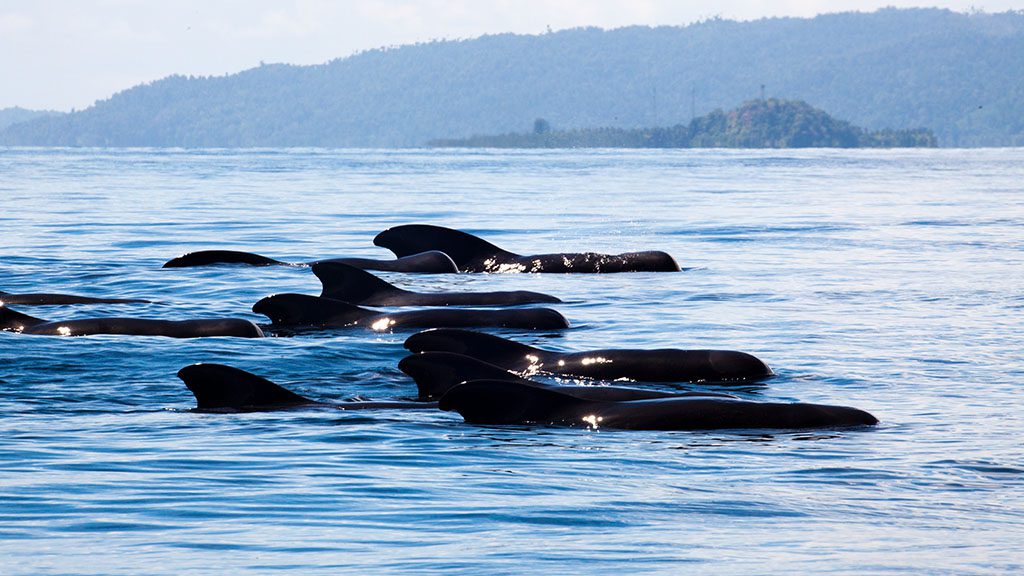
[1,147,1022,574]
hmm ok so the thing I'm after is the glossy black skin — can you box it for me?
[0,305,263,338]
[439,380,879,431]
[253,293,570,331]
[313,262,561,307]
[178,363,436,413]
[404,329,773,383]
[373,224,680,273]
[399,351,738,401]
[162,249,458,273]
[0,291,150,305]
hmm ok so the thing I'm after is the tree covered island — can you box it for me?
[429,99,937,148]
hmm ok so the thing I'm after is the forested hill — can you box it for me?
[2,8,1022,148]
[430,99,937,148]
[0,107,63,130]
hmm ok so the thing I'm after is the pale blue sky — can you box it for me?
[2,0,1020,110]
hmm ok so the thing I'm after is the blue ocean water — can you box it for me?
[0,147,1022,574]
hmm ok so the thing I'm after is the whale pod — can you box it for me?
[162,249,458,273]
[313,262,560,306]
[178,363,436,413]
[404,329,773,383]
[0,304,263,338]
[439,379,878,430]
[399,351,738,401]
[373,224,680,273]
[253,294,570,331]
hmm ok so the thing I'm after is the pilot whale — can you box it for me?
[404,329,772,383]
[253,294,570,331]
[162,249,458,273]
[313,262,560,306]
[439,379,878,430]
[0,304,263,338]
[373,224,680,273]
[399,351,738,402]
[0,290,150,305]
[178,363,436,413]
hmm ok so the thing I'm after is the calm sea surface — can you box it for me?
[1,147,1022,574]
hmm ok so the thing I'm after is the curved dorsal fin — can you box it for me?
[438,379,590,424]
[0,305,47,331]
[252,293,373,326]
[403,329,548,368]
[313,262,405,303]
[373,225,516,269]
[177,363,313,411]
[398,352,527,400]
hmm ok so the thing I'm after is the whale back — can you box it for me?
[177,363,314,412]
[595,398,880,430]
[0,293,151,305]
[439,379,592,425]
[313,262,407,304]
[252,293,374,327]
[440,380,878,430]
[403,329,552,369]
[399,352,528,400]
[401,351,727,402]
[374,224,516,269]
[163,250,287,268]
[551,349,773,383]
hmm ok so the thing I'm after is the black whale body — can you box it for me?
[0,304,263,338]
[178,364,436,413]
[399,351,738,401]
[404,329,772,383]
[373,224,680,273]
[253,293,570,331]
[313,261,560,306]
[0,290,150,305]
[440,379,878,430]
[162,249,459,273]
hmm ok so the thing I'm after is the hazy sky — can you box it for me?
[2,0,1020,110]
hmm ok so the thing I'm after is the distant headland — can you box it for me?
[429,99,937,148]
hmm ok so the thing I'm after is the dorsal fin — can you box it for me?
[313,262,405,303]
[251,293,374,326]
[163,250,287,268]
[398,352,526,400]
[316,251,459,273]
[0,305,48,332]
[403,329,548,368]
[438,379,591,425]
[177,363,313,411]
[373,225,516,268]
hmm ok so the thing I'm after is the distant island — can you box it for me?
[429,99,937,148]
[1,8,1020,147]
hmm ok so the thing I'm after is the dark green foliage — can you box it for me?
[429,99,937,148]
[0,8,1020,147]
